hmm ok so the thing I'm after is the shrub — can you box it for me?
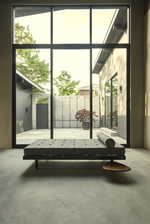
[75,109,98,122]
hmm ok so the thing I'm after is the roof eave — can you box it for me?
[93,8,127,74]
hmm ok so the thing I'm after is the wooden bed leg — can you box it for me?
[35,160,38,170]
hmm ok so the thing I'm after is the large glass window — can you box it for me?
[92,7,129,44]
[104,75,118,130]
[112,74,118,130]
[92,48,127,144]
[105,80,111,129]
[15,49,51,144]
[53,50,90,139]
[53,7,89,43]
[14,7,51,44]
[13,6,130,146]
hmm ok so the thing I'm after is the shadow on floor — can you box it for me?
[21,161,137,186]
[0,149,9,153]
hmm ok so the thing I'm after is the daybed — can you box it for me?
[23,134,126,170]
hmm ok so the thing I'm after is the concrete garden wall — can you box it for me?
[32,94,100,129]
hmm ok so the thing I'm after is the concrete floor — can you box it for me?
[0,148,150,224]
[16,128,126,145]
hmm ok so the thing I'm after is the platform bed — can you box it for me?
[23,139,126,169]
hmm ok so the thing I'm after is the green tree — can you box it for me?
[54,71,80,96]
[15,23,49,85]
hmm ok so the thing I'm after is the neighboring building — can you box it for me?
[16,70,43,133]
[79,84,99,96]
[93,8,128,139]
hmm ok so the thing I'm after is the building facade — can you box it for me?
[93,8,128,140]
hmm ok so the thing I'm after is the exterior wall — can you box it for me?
[144,0,150,149]
[0,0,145,148]
[16,83,32,133]
[99,34,127,139]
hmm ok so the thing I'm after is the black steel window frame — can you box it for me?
[12,5,130,148]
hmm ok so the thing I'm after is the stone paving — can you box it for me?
[16,128,126,145]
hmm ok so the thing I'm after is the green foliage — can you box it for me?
[54,71,80,96]
[15,23,36,44]
[15,23,49,85]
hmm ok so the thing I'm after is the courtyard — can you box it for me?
[16,128,126,145]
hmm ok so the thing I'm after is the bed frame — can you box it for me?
[23,139,125,169]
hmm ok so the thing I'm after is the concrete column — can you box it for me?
[130,0,145,147]
[144,0,150,149]
[0,4,12,148]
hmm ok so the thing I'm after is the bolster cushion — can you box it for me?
[97,132,116,148]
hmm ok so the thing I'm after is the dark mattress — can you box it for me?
[24,139,125,156]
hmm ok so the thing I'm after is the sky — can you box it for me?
[15,8,116,89]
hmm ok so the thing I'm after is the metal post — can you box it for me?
[50,7,53,139]
[90,6,93,139]
[35,160,38,169]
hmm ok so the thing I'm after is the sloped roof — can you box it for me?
[15,6,66,17]
[16,70,43,91]
[93,7,127,74]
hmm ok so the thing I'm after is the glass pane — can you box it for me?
[105,80,111,128]
[53,7,89,43]
[53,50,90,139]
[14,7,51,44]
[112,75,118,130]
[92,48,127,144]
[92,7,129,43]
[16,49,51,144]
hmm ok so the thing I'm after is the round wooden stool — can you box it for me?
[102,161,131,172]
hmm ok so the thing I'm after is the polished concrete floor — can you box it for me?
[0,148,150,224]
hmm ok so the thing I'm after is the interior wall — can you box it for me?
[130,0,144,148]
[0,0,145,148]
[144,0,150,149]
[0,4,12,148]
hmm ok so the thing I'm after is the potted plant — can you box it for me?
[75,109,98,130]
